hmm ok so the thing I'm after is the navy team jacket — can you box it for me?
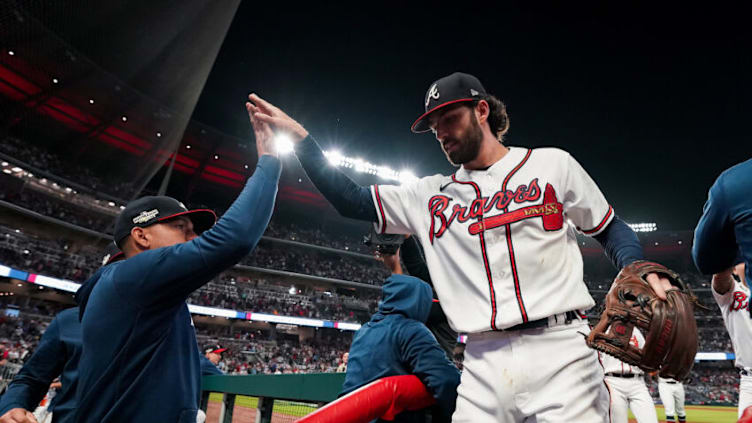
[0,308,81,423]
[74,155,280,423]
[693,158,752,286]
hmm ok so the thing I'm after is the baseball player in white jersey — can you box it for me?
[601,329,658,423]
[712,261,751,417]
[248,72,675,422]
[656,376,686,422]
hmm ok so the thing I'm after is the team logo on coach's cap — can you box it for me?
[425,83,440,107]
[132,209,159,224]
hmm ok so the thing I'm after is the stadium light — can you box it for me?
[52,78,59,84]
[185,145,191,149]
[627,222,657,233]
[275,133,295,155]
[7,51,14,56]
[156,132,162,138]
[89,99,94,104]
[121,116,127,122]
[322,150,419,184]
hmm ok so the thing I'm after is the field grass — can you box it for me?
[629,405,738,423]
[208,393,318,417]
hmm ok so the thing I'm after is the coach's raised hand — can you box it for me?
[246,99,277,158]
[247,94,309,143]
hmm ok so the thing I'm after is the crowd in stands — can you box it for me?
[0,136,134,200]
[187,278,375,323]
[685,366,740,405]
[243,242,388,285]
[0,225,102,283]
[264,221,370,254]
[196,329,352,375]
[0,189,114,234]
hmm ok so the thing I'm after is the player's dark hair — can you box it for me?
[469,94,510,142]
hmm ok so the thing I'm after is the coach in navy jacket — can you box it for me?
[0,307,80,423]
[74,148,280,422]
[693,159,752,288]
[341,274,460,422]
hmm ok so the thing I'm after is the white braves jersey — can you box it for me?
[371,146,614,333]
[600,329,646,375]
[713,280,752,368]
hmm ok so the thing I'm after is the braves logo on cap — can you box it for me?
[132,209,159,224]
[425,83,440,107]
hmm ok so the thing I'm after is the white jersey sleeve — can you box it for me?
[562,152,614,236]
[370,182,417,235]
[370,175,445,235]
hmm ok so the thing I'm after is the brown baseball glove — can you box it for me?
[586,261,699,380]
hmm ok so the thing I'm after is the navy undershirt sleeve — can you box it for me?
[295,135,378,222]
[593,216,645,269]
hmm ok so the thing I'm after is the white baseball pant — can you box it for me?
[740,373,752,418]
[452,319,610,422]
[658,381,685,420]
[604,375,657,423]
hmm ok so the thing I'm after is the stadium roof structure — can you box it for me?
[0,3,338,213]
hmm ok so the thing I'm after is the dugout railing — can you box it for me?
[200,373,346,423]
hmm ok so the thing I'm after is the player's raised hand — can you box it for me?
[0,408,38,423]
[247,94,309,143]
[246,100,277,158]
[645,272,673,300]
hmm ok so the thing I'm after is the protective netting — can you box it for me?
[0,1,241,224]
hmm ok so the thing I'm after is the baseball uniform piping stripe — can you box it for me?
[504,225,528,322]
[373,185,387,234]
[451,173,498,330]
[581,205,614,235]
[500,149,532,323]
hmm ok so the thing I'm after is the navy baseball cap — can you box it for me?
[101,242,124,266]
[411,72,487,133]
[113,196,217,247]
[205,344,227,355]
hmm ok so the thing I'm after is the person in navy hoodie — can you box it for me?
[341,272,460,422]
[74,104,281,423]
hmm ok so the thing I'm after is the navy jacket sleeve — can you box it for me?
[397,321,460,419]
[0,316,65,414]
[295,136,377,221]
[200,356,223,376]
[593,216,645,269]
[692,177,738,274]
[113,155,281,306]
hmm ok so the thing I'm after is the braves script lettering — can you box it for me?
[731,291,749,312]
[428,178,542,243]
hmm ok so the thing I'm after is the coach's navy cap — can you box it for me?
[113,196,217,247]
[411,72,486,133]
